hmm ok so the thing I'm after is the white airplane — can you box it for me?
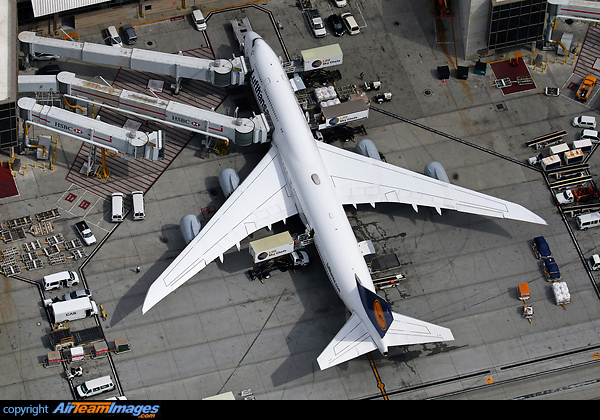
[143,31,546,370]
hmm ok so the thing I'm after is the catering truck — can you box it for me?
[301,44,343,71]
[45,297,98,324]
[249,231,296,263]
[246,250,310,281]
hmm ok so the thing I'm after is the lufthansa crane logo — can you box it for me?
[373,299,388,331]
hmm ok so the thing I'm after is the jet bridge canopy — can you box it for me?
[17,97,164,161]
[54,72,270,145]
[18,31,248,87]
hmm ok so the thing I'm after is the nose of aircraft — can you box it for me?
[244,31,262,49]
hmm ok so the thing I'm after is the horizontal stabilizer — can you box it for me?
[317,311,454,370]
[384,312,454,347]
[317,313,377,370]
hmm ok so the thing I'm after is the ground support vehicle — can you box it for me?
[518,283,530,300]
[543,257,562,281]
[525,130,567,150]
[552,281,571,308]
[522,301,534,322]
[556,183,599,205]
[74,221,96,245]
[532,236,552,259]
[576,75,597,102]
[45,297,98,324]
[589,254,600,271]
[246,251,309,282]
[249,232,295,263]
[373,92,392,103]
[320,124,366,143]
[49,325,103,351]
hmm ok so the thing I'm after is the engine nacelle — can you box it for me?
[218,168,240,199]
[424,161,450,183]
[180,214,202,245]
[355,139,381,161]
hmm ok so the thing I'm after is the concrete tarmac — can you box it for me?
[2,0,600,400]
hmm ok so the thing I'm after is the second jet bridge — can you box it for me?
[56,72,269,146]
[18,97,164,161]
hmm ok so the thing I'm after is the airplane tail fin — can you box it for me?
[316,288,454,370]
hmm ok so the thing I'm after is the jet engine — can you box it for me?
[218,168,240,199]
[180,214,202,245]
[355,139,381,161]
[424,161,450,183]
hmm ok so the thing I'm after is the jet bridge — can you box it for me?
[55,72,269,146]
[17,96,164,161]
[18,31,248,89]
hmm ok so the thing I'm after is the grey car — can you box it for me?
[122,24,138,45]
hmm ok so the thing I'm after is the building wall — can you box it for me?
[460,0,492,60]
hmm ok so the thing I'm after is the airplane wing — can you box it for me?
[316,141,546,225]
[142,145,298,313]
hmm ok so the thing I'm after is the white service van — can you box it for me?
[43,271,80,291]
[572,115,597,129]
[111,192,124,222]
[577,211,600,230]
[132,191,145,220]
[76,376,115,398]
[192,9,207,31]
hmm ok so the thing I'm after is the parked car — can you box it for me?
[75,221,96,246]
[572,115,596,129]
[532,236,552,259]
[121,24,137,45]
[307,10,326,38]
[580,129,599,142]
[63,289,92,301]
[334,0,347,6]
[328,14,345,36]
[30,52,60,61]
[36,64,61,75]
[192,9,207,31]
[106,25,123,47]
[341,12,360,35]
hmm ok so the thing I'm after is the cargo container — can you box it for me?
[564,148,584,165]
[249,231,295,263]
[541,155,561,171]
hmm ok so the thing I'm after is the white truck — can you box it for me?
[250,232,295,263]
[45,297,98,324]
[301,45,343,71]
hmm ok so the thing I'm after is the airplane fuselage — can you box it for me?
[246,33,389,354]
